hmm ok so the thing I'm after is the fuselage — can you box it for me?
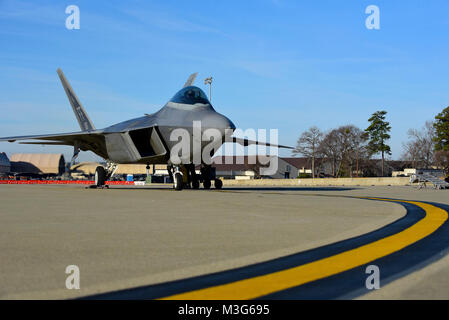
[101,86,235,165]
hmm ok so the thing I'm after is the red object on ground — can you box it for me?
[0,180,133,185]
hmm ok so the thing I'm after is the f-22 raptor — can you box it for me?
[0,69,292,190]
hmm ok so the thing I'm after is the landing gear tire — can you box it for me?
[95,166,106,187]
[174,172,183,191]
[214,179,223,189]
[192,178,200,189]
[203,179,211,189]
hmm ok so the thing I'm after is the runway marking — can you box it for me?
[160,198,448,300]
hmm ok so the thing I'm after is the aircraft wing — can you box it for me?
[0,130,108,158]
[230,137,294,149]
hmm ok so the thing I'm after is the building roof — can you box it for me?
[0,152,11,174]
[0,152,10,167]
[281,157,312,169]
[386,160,411,171]
[10,153,65,174]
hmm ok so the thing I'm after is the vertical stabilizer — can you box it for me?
[183,72,198,88]
[57,68,95,131]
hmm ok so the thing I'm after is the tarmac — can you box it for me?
[0,184,448,299]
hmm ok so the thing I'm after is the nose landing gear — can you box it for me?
[168,165,185,191]
[173,170,183,191]
[168,164,223,190]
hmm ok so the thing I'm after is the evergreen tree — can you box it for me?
[433,106,449,151]
[433,107,449,172]
[364,110,391,176]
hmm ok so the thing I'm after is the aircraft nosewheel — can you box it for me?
[173,172,183,191]
[95,166,106,187]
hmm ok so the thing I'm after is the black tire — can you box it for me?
[95,166,106,186]
[192,178,200,189]
[174,172,183,191]
[203,179,211,189]
[214,178,223,189]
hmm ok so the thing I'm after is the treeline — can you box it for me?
[293,107,449,177]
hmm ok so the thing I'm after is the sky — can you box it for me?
[1,0,449,162]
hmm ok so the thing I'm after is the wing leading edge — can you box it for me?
[0,130,108,159]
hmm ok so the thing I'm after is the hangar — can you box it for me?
[10,153,66,175]
[0,152,11,174]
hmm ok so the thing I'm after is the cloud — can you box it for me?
[0,0,63,26]
[122,7,224,35]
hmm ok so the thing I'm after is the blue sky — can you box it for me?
[1,0,449,162]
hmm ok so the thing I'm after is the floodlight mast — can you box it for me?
[204,77,213,103]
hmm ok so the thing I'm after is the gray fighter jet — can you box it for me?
[0,69,292,190]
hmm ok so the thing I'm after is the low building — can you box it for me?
[392,168,446,178]
[210,156,320,179]
[10,153,65,175]
[0,152,11,174]
[280,157,315,178]
[392,168,416,177]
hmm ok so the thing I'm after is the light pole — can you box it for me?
[204,77,213,102]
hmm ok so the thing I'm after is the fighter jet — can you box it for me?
[0,69,292,190]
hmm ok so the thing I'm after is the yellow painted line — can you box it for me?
[160,198,448,300]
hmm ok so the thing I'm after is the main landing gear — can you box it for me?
[168,164,222,191]
[91,161,118,189]
[94,166,106,186]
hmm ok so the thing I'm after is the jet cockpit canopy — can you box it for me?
[170,86,210,105]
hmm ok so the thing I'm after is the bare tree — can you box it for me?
[319,129,340,177]
[402,121,435,168]
[334,125,367,177]
[401,140,420,168]
[341,125,367,177]
[292,126,323,178]
[318,125,367,177]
